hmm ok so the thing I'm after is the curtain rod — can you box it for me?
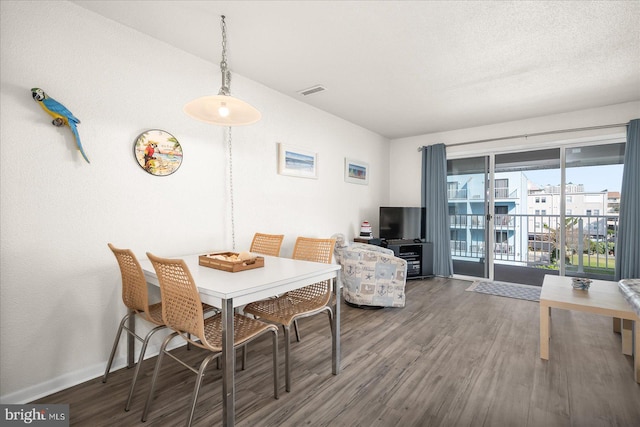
[417,122,629,151]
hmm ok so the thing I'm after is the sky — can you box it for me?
[523,164,624,193]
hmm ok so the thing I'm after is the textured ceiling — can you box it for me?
[71,0,640,139]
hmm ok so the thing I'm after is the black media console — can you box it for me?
[384,240,434,280]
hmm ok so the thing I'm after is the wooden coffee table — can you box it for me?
[539,274,639,383]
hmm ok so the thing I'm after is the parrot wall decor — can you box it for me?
[31,88,90,164]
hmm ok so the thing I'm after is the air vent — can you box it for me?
[298,85,326,96]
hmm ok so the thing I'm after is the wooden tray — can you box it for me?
[198,252,264,272]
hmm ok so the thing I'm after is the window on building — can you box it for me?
[586,210,592,216]
[495,179,509,198]
[447,182,458,199]
[541,209,547,215]
[535,210,540,215]
[593,209,599,215]
[541,197,546,203]
[535,197,540,203]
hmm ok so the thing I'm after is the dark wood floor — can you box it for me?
[33,277,640,426]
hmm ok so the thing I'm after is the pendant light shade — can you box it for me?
[184,94,261,126]
[184,15,261,126]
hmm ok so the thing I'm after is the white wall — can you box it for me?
[0,1,389,403]
[389,102,640,206]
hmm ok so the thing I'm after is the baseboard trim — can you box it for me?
[0,339,187,404]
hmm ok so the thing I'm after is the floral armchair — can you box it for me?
[334,241,407,308]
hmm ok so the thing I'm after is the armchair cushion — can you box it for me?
[336,243,407,308]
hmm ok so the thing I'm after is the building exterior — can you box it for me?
[448,171,529,262]
[448,174,617,268]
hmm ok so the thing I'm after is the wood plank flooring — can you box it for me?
[33,277,640,426]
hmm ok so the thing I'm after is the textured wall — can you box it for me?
[0,1,389,402]
[389,102,640,206]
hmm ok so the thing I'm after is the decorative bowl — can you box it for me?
[571,277,592,290]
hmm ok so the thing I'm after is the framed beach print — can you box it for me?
[345,158,369,185]
[133,129,183,176]
[278,143,318,179]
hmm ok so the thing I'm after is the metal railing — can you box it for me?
[449,213,618,279]
[448,187,518,200]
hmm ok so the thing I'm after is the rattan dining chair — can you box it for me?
[103,243,170,412]
[243,236,336,392]
[142,253,279,426]
[104,243,214,412]
[250,232,285,257]
[249,232,301,339]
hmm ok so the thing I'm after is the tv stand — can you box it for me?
[383,241,433,280]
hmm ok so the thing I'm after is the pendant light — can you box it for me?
[184,15,261,125]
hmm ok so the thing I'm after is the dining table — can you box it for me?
[137,252,341,426]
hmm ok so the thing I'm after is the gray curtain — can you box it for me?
[422,144,453,277]
[615,119,640,280]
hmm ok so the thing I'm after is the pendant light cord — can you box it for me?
[227,126,236,251]
[220,15,227,69]
[219,15,231,96]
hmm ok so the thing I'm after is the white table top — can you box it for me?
[139,253,341,308]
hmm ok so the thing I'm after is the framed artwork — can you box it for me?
[278,143,318,179]
[133,129,183,176]
[345,158,369,185]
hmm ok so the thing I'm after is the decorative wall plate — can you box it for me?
[133,129,183,176]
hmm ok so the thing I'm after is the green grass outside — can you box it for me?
[534,253,615,276]
[568,253,615,269]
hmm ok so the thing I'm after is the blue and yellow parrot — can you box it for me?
[31,88,90,164]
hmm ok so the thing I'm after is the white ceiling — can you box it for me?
[71,0,640,139]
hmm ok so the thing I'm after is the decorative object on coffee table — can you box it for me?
[571,277,592,290]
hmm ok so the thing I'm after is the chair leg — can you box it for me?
[284,325,291,392]
[124,325,165,411]
[272,329,279,399]
[242,344,247,370]
[103,313,132,383]
[217,344,245,370]
[186,353,219,427]
[294,319,302,342]
[141,332,179,422]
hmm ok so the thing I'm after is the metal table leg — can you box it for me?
[221,298,235,426]
[332,278,341,375]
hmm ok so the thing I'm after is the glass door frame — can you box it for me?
[448,135,626,284]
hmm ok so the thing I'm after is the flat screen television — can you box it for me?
[379,207,425,241]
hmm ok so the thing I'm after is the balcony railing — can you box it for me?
[495,188,518,199]
[448,188,519,200]
[448,213,619,279]
[494,214,514,227]
[448,189,468,200]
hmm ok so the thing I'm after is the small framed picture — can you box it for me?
[345,158,369,185]
[278,143,318,179]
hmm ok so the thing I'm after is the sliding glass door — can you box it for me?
[447,141,625,285]
[493,149,560,285]
[447,156,489,279]
[563,143,624,280]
